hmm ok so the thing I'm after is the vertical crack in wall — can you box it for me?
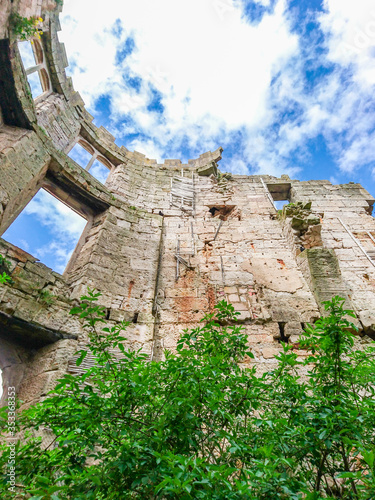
[151,216,165,361]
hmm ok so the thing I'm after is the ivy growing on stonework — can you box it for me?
[0,291,374,498]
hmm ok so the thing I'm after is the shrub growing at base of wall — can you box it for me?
[0,291,374,499]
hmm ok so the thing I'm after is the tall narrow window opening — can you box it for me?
[18,40,51,99]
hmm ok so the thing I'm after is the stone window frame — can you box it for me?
[19,38,52,102]
[67,137,114,180]
[263,180,292,211]
[0,159,110,277]
[0,184,92,277]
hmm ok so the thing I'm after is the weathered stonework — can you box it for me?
[0,0,375,406]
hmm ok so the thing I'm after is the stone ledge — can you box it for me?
[0,310,77,349]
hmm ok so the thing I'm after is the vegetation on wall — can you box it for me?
[10,14,43,41]
[0,291,374,498]
[0,254,11,284]
[35,288,56,306]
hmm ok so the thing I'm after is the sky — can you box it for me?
[3,190,86,274]
[3,0,375,273]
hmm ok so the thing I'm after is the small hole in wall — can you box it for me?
[208,205,236,220]
[301,322,305,331]
[277,322,289,343]
[132,312,139,324]
[105,309,111,320]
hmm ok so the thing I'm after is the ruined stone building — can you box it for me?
[0,1,375,407]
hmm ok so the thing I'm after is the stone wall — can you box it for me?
[0,1,375,405]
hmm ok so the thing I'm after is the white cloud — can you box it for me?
[25,189,86,271]
[319,0,375,89]
[60,0,298,162]
[59,0,375,184]
[253,0,272,6]
[128,138,164,162]
[25,189,86,242]
[243,0,375,176]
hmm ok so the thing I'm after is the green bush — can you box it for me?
[0,292,374,498]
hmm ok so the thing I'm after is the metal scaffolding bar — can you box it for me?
[175,240,180,280]
[214,220,223,241]
[366,230,375,246]
[191,221,195,256]
[260,177,276,211]
[338,218,375,267]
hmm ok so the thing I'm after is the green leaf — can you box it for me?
[363,450,375,468]
[76,350,88,366]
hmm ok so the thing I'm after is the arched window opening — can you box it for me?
[67,139,113,184]
[18,40,51,100]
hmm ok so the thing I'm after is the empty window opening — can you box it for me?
[132,312,139,324]
[1,189,87,274]
[266,181,291,202]
[18,40,51,99]
[90,158,111,184]
[67,139,112,184]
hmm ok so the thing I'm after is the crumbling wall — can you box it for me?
[290,180,375,337]
[0,126,50,233]
[151,174,321,369]
[0,238,79,407]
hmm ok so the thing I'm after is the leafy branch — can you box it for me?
[0,293,374,499]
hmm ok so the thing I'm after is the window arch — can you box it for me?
[18,39,52,100]
[67,138,114,184]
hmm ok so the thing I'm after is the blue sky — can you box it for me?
[3,0,375,273]
[3,190,86,274]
